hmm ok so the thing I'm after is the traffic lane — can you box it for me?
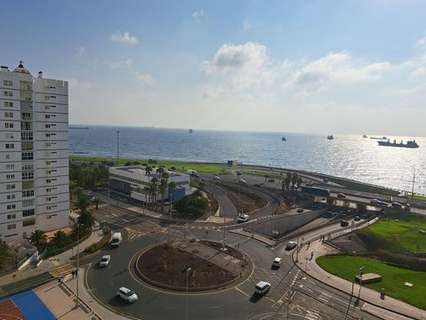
[87,233,278,320]
[203,182,238,218]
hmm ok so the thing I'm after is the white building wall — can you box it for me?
[0,64,69,242]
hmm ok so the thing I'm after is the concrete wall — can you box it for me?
[245,209,325,238]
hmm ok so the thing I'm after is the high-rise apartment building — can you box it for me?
[0,62,69,242]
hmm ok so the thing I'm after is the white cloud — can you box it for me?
[110,32,139,46]
[75,46,86,57]
[192,9,206,21]
[416,37,426,50]
[110,58,133,69]
[136,73,155,86]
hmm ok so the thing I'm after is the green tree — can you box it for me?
[30,230,47,252]
[150,177,159,205]
[76,193,90,213]
[159,172,169,212]
[78,210,94,229]
[52,231,69,247]
[145,166,153,177]
[168,181,177,215]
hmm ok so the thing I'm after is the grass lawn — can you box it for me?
[414,194,426,203]
[317,255,426,309]
[359,216,426,253]
[70,155,227,174]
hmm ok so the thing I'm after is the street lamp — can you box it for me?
[355,266,365,306]
[344,265,364,320]
[185,267,192,320]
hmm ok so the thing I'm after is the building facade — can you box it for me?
[0,62,69,242]
[109,165,192,203]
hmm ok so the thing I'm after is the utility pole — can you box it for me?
[185,267,192,320]
[116,129,120,162]
[411,167,416,202]
[75,221,80,307]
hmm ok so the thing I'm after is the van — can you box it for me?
[111,232,122,247]
[255,281,271,295]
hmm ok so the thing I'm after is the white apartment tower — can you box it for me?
[0,62,69,242]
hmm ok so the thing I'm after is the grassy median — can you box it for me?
[317,255,426,309]
[358,216,426,253]
[70,155,227,174]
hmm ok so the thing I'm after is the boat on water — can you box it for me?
[189,129,193,134]
[370,136,387,140]
[282,137,287,142]
[378,139,419,149]
[362,134,368,138]
[327,135,334,140]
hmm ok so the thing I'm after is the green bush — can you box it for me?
[84,229,111,254]
[174,191,208,219]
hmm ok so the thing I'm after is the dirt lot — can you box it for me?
[220,183,266,213]
[137,243,238,290]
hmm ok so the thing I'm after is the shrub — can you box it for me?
[174,192,208,219]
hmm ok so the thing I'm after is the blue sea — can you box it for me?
[70,126,426,193]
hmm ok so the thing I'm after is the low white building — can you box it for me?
[109,165,192,203]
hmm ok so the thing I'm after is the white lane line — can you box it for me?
[235,287,250,298]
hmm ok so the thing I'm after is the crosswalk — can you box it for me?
[304,310,321,320]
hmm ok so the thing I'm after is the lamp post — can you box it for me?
[185,267,192,320]
[355,266,365,306]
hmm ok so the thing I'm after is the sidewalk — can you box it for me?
[0,225,104,288]
[294,240,426,320]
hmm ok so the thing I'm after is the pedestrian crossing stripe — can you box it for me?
[305,310,320,320]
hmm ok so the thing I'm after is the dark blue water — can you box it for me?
[70,126,426,193]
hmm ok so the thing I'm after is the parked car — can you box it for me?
[391,202,403,209]
[296,208,304,213]
[272,257,281,269]
[255,281,271,295]
[267,178,275,182]
[111,232,122,248]
[354,216,361,222]
[117,287,138,303]
[370,199,388,207]
[237,214,249,223]
[239,178,247,185]
[285,241,298,250]
[214,175,221,182]
[99,255,111,267]
[340,220,349,227]
[337,193,346,199]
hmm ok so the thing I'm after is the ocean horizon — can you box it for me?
[70,125,426,194]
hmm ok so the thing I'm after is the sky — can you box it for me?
[2,0,426,136]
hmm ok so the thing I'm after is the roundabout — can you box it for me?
[85,227,289,320]
[133,240,253,293]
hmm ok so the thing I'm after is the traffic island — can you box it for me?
[133,240,252,292]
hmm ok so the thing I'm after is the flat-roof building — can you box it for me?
[109,165,192,203]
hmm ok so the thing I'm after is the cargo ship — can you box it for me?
[378,140,419,148]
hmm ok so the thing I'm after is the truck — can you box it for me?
[111,232,122,248]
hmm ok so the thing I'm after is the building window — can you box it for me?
[6,164,15,170]
[3,80,13,86]
[7,214,16,220]
[4,122,14,129]
[23,219,36,227]
[6,184,15,190]
[4,101,14,108]
[21,131,33,141]
[22,199,34,207]
[23,209,35,217]
[22,152,33,160]
[6,193,16,200]
[4,90,13,97]
[6,174,15,180]
[45,123,57,129]
[22,163,33,170]
[22,171,34,180]
[21,112,31,120]
[6,204,16,210]
[22,190,34,198]
[7,224,16,230]
[45,114,56,119]
[5,143,14,149]
[45,105,56,110]
[4,111,13,118]
[21,122,31,130]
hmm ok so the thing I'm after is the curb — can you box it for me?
[291,242,424,320]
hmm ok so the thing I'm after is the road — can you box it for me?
[87,206,381,320]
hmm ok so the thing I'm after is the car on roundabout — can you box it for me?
[237,214,249,223]
[255,281,271,295]
[271,257,281,269]
[285,241,298,250]
[117,287,138,303]
[98,255,111,267]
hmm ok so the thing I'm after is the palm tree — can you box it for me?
[159,172,169,212]
[150,177,159,206]
[283,174,291,192]
[30,230,47,252]
[76,193,89,214]
[145,166,153,177]
[291,173,298,191]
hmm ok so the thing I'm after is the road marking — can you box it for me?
[235,287,250,298]
[305,310,321,320]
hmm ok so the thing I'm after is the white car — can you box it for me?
[255,281,271,295]
[117,287,138,303]
[272,257,281,268]
[99,255,111,267]
[285,241,298,250]
[237,214,249,223]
